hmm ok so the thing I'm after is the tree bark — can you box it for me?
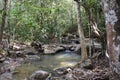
[74,0,88,62]
[7,0,11,43]
[100,0,120,79]
[0,0,8,42]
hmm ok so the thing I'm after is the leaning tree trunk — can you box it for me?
[100,0,120,79]
[74,0,88,62]
[0,0,8,42]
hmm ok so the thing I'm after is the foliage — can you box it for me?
[83,0,105,31]
[0,0,105,42]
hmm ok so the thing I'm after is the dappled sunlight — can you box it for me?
[55,53,72,59]
[55,54,67,59]
[60,61,77,67]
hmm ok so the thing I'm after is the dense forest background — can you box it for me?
[0,0,105,42]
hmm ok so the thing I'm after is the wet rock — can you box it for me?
[26,52,36,55]
[0,72,12,80]
[25,70,51,80]
[24,47,41,62]
[14,58,24,63]
[54,66,73,75]
[8,50,25,58]
[0,54,6,63]
[25,55,40,62]
[24,47,38,55]
[31,41,44,53]
[71,39,80,44]
[0,58,21,74]
[43,44,64,54]
[0,57,5,63]
[54,46,65,53]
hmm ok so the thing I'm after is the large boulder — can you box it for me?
[25,70,51,80]
[43,44,64,54]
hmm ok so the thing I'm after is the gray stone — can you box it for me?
[43,44,64,54]
[25,55,40,62]
[54,66,72,75]
[26,70,51,80]
[0,72,12,80]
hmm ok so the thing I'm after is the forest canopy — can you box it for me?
[0,0,105,42]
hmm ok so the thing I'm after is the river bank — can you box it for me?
[0,40,110,80]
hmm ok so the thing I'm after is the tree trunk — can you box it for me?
[7,0,11,43]
[83,0,106,55]
[74,0,88,62]
[100,0,120,79]
[0,0,8,42]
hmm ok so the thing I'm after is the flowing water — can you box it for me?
[13,51,80,80]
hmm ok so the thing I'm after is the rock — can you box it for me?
[72,68,85,77]
[43,44,64,54]
[24,47,38,55]
[8,50,25,58]
[60,45,76,52]
[0,53,6,63]
[1,58,21,74]
[25,55,40,62]
[54,46,65,53]
[71,39,80,44]
[10,42,27,51]
[26,52,36,55]
[31,41,42,48]
[0,72,12,80]
[75,42,101,54]
[31,41,44,52]
[55,67,79,80]
[0,57,5,63]
[26,70,51,80]
[14,58,24,63]
[43,45,55,54]
[54,66,73,75]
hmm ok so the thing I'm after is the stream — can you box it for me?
[13,51,80,80]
